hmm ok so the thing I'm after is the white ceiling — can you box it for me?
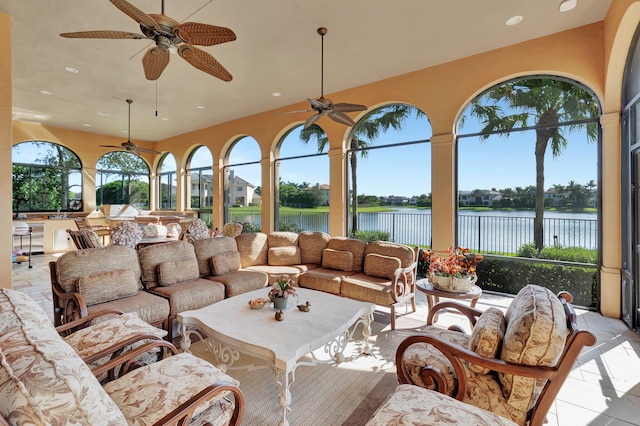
[0,0,612,142]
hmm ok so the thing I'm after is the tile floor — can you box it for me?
[11,253,640,425]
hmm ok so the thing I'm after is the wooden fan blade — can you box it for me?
[308,98,330,110]
[142,47,170,80]
[60,30,146,39]
[304,113,322,129]
[174,23,236,46]
[136,147,162,154]
[178,45,232,81]
[333,103,367,113]
[109,0,161,31]
[328,110,357,127]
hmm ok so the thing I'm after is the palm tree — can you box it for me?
[467,78,599,252]
[299,104,423,232]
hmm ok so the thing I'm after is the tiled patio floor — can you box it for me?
[11,253,640,425]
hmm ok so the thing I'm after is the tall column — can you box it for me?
[600,112,622,318]
[83,167,97,212]
[328,147,347,236]
[261,156,274,232]
[430,133,456,252]
[213,163,224,230]
[1,13,12,288]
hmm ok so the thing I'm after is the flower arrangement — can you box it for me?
[268,276,298,300]
[421,247,483,278]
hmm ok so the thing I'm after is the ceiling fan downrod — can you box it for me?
[318,27,327,98]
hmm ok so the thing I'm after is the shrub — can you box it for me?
[516,243,597,264]
[351,230,391,243]
[278,222,304,233]
[241,222,261,233]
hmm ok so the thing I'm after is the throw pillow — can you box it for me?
[467,307,506,374]
[268,246,301,266]
[157,257,200,286]
[364,253,401,280]
[77,269,139,306]
[322,248,354,272]
[210,251,242,275]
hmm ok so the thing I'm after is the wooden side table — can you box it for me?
[416,278,482,323]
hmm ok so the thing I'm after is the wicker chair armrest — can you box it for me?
[426,301,484,326]
[390,246,419,302]
[92,340,178,382]
[55,309,124,336]
[153,383,245,426]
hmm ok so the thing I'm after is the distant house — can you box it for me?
[303,184,330,205]
[458,191,474,206]
[228,170,255,207]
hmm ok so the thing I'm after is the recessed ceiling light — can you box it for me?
[272,92,282,97]
[161,117,170,121]
[82,124,91,127]
[97,112,110,117]
[506,15,523,26]
[122,130,128,134]
[196,105,205,109]
[64,66,79,73]
[559,0,577,12]
[39,90,53,95]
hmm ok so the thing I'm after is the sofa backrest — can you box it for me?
[138,240,200,289]
[194,236,239,276]
[55,245,142,293]
[298,231,331,264]
[0,289,128,425]
[326,237,367,272]
[236,232,268,267]
[365,241,415,268]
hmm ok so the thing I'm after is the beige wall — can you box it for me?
[1,13,12,289]
[7,1,640,316]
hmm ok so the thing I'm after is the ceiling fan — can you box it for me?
[284,27,367,129]
[60,0,236,81]
[99,99,161,155]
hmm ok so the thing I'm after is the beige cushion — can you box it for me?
[235,232,268,267]
[363,253,401,280]
[269,246,302,266]
[85,291,170,325]
[77,269,139,306]
[267,231,299,247]
[148,279,225,315]
[138,241,198,289]
[194,236,238,276]
[326,237,367,271]
[298,231,330,264]
[467,307,506,374]
[499,285,568,412]
[157,257,200,286]
[365,241,415,268]
[322,248,354,272]
[211,251,242,275]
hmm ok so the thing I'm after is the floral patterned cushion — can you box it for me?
[366,384,518,426]
[499,285,568,413]
[467,307,506,374]
[462,369,528,425]
[0,289,128,425]
[401,325,470,395]
[63,312,167,372]
[184,219,210,244]
[110,220,143,248]
[103,353,239,425]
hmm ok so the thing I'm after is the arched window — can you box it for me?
[346,104,431,245]
[12,141,82,212]
[157,153,177,209]
[275,124,329,232]
[96,151,150,209]
[456,76,600,307]
[187,146,214,210]
[225,137,261,229]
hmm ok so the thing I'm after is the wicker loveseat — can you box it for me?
[395,284,596,426]
[0,288,244,426]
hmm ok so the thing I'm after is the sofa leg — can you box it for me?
[165,317,174,343]
[411,297,417,312]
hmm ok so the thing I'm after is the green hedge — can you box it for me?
[476,257,597,308]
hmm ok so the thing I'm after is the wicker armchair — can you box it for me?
[395,285,596,426]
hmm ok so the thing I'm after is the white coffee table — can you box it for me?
[178,287,375,426]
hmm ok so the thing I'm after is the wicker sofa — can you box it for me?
[0,288,244,426]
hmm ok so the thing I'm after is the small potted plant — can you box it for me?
[423,247,483,292]
[268,276,298,310]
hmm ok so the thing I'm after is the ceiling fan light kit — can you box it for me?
[60,0,236,81]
